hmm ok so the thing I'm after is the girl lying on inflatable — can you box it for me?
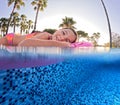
[0,28,93,47]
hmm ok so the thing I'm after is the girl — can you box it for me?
[0,28,77,47]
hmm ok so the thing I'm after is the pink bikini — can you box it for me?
[6,33,37,45]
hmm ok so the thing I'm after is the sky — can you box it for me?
[0,0,120,44]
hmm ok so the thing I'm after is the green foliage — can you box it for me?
[87,32,100,46]
[0,35,2,38]
[43,29,57,34]
[10,12,20,33]
[59,16,76,29]
[31,0,47,11]
[31,0,48,30]
[6,0,26,34]
[0,17,9,35]
[77,30,88,38]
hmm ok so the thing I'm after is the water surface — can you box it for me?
[0,47,120,105]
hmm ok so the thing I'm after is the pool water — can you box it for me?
[0,47,120,105]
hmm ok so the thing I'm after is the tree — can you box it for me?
[93,32,100,40]
[6,0,25,34]
[0,18,9,36]
[10,12,20,33]
[77,30,88,38]
[112,32,120,47]
[88,32,100,46]
[27,20,33,33]
[20,14,27,34]
[0,18,2,35]
[31,0,48,31]
[59,16,76,29]
[43,28,57,34]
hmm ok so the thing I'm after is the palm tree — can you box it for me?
[77,30,88,38]
[20,14,27,34]
[6,0,25,34]
[0,18,9,36]
[27,20,33,33]
[31,0,48,31]
[0,18,2,35]
[10,12,20,33]
[93,32,100,40]
[59,16,76,29]
[88,32,100,46]
[100,0,112,48]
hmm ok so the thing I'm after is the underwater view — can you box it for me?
[0,47,120,105]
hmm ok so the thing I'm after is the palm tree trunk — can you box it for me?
[13,23,15,33]
[20,28,22,35]
[33,6,40,31]
[6,3,16,34]
[100,0,112,48]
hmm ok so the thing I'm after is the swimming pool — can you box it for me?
[0,46,120,105]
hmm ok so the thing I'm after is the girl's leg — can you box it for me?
[1,33,23,46]
[0,37,8,46]
[0,33,17,46]
[0,32,40,46]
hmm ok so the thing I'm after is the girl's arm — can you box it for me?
[18,38,71,47]
[32,32,52,40]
